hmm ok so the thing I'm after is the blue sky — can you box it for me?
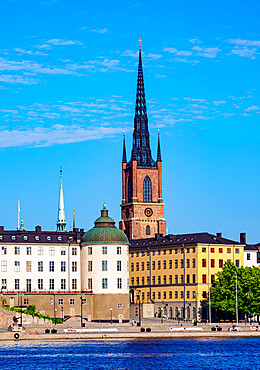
[0,0,259,243]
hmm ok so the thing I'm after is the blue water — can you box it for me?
[0,338,259,369]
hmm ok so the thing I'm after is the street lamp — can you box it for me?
[136,290,142,326]
[61,307,64,322]
[54,308,57,325]
[110,308,113,324]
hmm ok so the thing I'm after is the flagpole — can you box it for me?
[18,200,20,230]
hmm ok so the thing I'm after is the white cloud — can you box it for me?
[47,39,83,46]
[0,74,38,84]
[121,50,138,58]
[163,47,192,56]
[230,46,257,59]
[213,100,226,105]
[245,105,260,112]
[189,39,202,44]
[192,46,221,58]
[146,53,162,60]
[228,39,260,47]
[155,74,166,78]
[0,124,124,148]
[91,28,108,34]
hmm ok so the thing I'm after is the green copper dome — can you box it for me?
[82,204,129,245]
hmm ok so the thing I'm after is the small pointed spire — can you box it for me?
[57,166,67,232]
[157,131,162,162]
[132,142,137,161]
[122,134,127,163]
[73,209,76,229]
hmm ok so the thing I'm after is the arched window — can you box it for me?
[192,307,196,319]
[128,178,132,203]
[169,307,173,319]
[187,307,190,319]
[146,225,150,235]
[143,176,152,202]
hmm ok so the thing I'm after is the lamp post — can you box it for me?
[54,308,57,325]
[61,307,64,322]
[161,304,168,324]
[136,290,142,326]
[110,308,113,324]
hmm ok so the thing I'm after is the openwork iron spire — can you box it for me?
[122,135,127,163]
[130,39,155,167]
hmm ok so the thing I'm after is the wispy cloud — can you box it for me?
[0,74,38,84]
[189,39,202,44]
[245,105,260,112]
[35,39,83,49]
[192,46,221,58]
[213,100,226,106]
[230,46,257,59]
[163,47,192,56]
[146,53,162,60]
[228,39,260,47]
[91,28,108,34]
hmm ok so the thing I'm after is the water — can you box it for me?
[0,338,259,369]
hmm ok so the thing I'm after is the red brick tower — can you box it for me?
[119,42,166,240]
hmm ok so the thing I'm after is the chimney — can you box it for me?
[35,225,41,233]
[216,233,222,238]
[240,233,246,244]
[0,226,4,232]
[80,228,84,233]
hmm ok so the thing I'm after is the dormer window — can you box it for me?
[11,236,16,240]
[58,236,62,241]
[47,236,51,241]
[23,236,28,240]
[35,236,39,240]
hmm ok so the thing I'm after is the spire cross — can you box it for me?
[138,38,142,49]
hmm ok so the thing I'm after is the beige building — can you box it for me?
[129,232,244,322]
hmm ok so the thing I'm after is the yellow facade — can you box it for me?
[130,241,244,321]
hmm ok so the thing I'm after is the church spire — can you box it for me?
[57,166,66,232]
[157,132,162,162]
[122,135,127,163]
[131,39,155,167]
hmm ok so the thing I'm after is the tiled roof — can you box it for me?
[130,232,242,250]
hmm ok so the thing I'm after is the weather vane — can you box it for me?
[138,38,142,49]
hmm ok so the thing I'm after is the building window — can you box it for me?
[181,259,184,268]
[163,260,166,269]
[70,299,75,305]
[147,261,150,270]
[187,275,190,284]
[247,253,251,261]
[102,278,108,289]
[141,262,144,271]
[158,276,161,284]
[211,259,215,268]
[117,247,121,255]
[158,292,161,299]
[26,261,31,272]
[38,247,43,255]
[82,299,86,305]
[158,250,161,255]
[14,246,20,255]
[23,298,29,306]
[26,279,31,292]
[72,247,77,255]
[169,260,172,269]
[192,259,195,268]
[15,279,20,290]
[136,277,139,285]
[152,261,155,270]
[88,261,93,272]
[117,278,122,289]
[14,261,20,272]
[61,261,66,272]
[227,248,231,253]
[193,274,196,283]
[147,276,150,284]
[163,291,166,299]
[186,259,190,268]
[131,277,134,286]
[146,225,150,235]
[61,279,66,290]
[219,248,223,253]
[202,259,206,268]
[187,291,190,299]
[1,246,6,255]
[49,261,54,272]
[131,263,134,271]
[136,262,139,271]
[1,279,7,290]
[58,299,63,305]
[61,247,66,255]
[152,276,155,285]
[88,247,92,255]
[49,247,55,256]
[38,261,43,272]
[235,260,240,267]
[175,275,178,284]
[235,248,239,254]
[163,275,167,284]
[102,246,107,255]
[117,260,122,271]
[202,247,206,253]
[181,291,183,299]
[88,278,93,290]
[219,259,223,268]
[202,274,207,284]
[72,261,77,272]
[175,249,178,254]
[38,279,43,290]
[181,275,184,284]
[142,277,144,285]
[102,260,107,271]
[136,252,139,257]
[72,279,77,290]
[202,291,207,298]
[169,291,172,299]
[158,261,161,269]
[211,275,215,283]
[49,279,54,290]
[175,291,178,299]
[26,247,31,255]
[152,292,155,300]
[143,176,152,202]
[211,248,215,253]
[169,275,172,284]
[175,260,178,268]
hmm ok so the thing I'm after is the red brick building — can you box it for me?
[119,44,166,240]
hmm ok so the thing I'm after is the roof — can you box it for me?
[244,244,259,251]
[0,226,84,244]
[130,232,243,250]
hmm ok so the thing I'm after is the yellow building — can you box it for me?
[129,232,244,322]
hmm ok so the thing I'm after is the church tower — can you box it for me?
[119,41,166,240]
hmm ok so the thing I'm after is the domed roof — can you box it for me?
[82,204,129,245]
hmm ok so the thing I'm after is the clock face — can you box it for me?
[144,208,153,217]
[126,209,129,218]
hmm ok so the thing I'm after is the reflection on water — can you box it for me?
[0,338,259,369]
